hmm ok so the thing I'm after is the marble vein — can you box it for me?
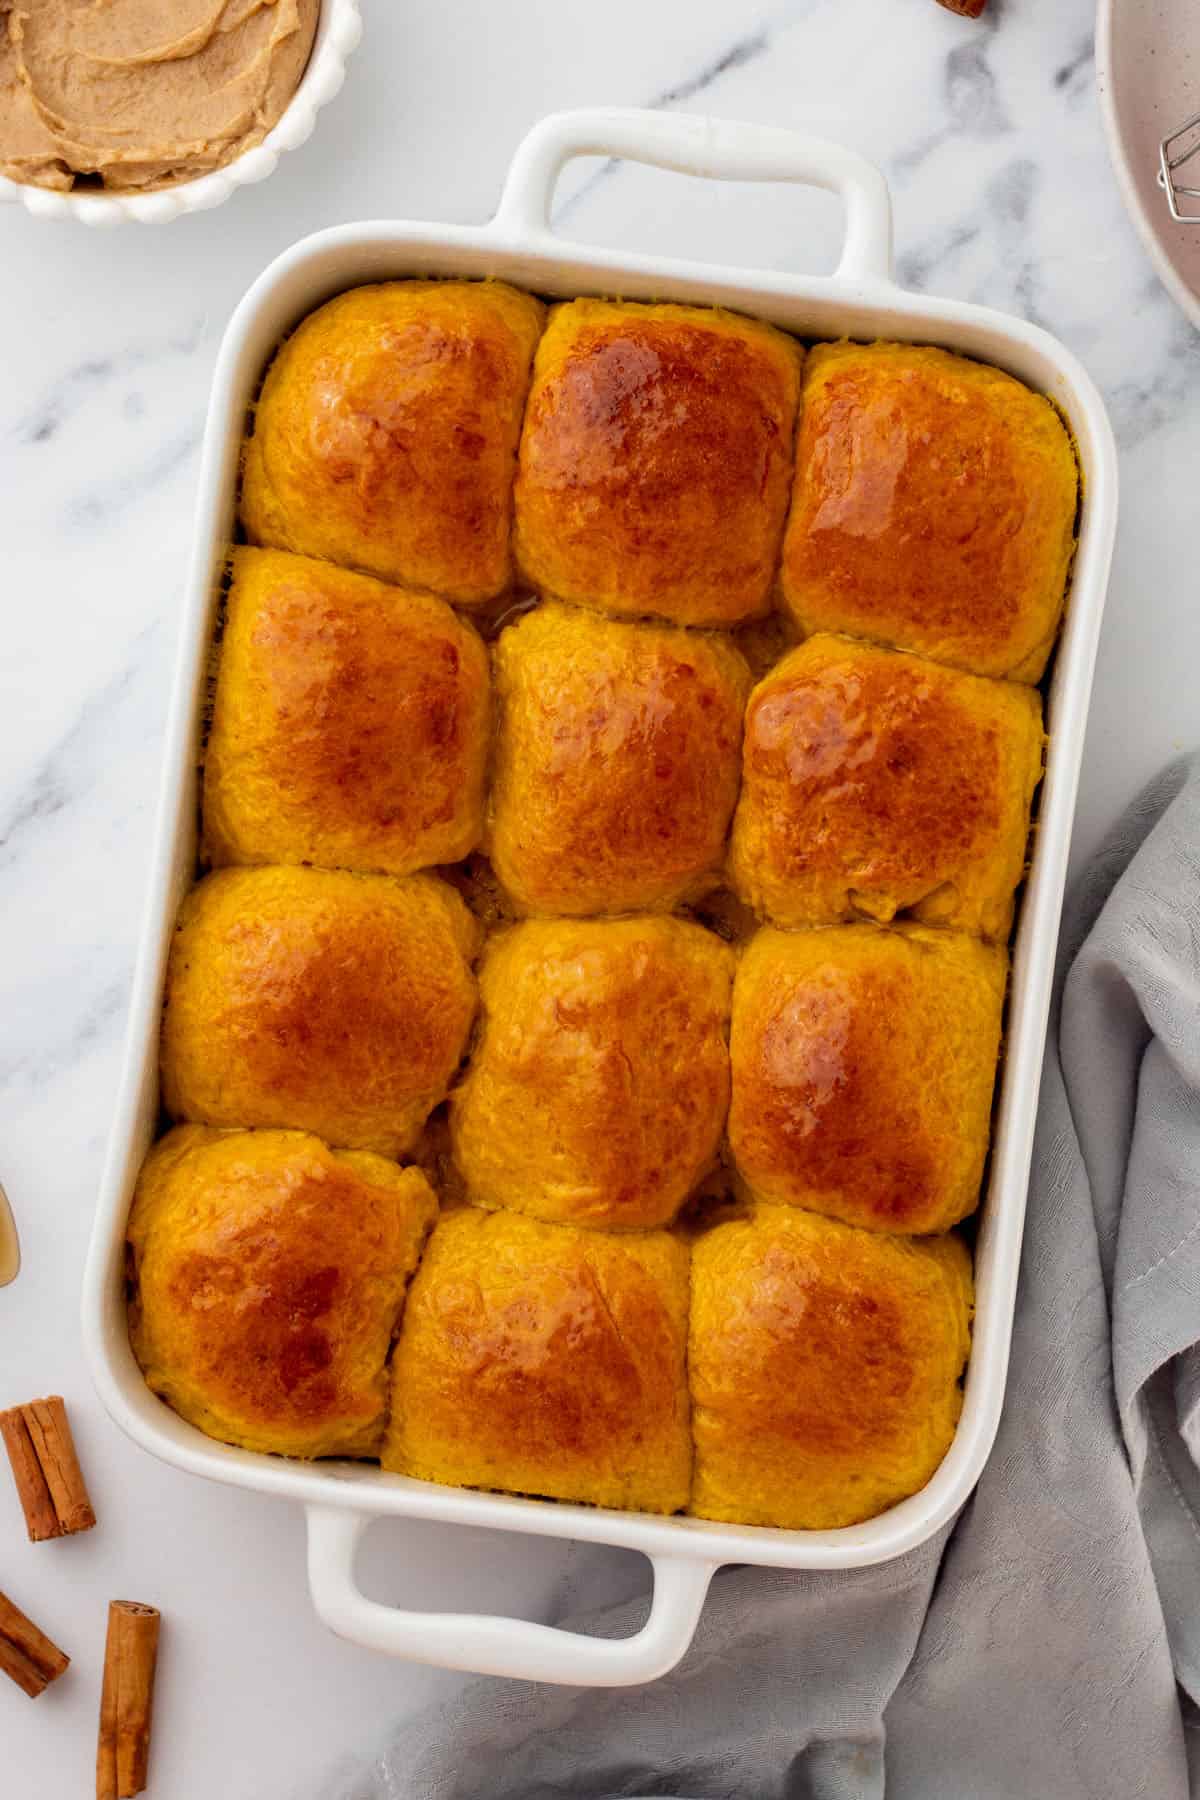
[65,418,203,537]
[0,976,128,1091]
[654,27,771,108]
[554,18,774,225]
[0,621,164,872]
[7,319,206,451]
[1054,38,1094,94]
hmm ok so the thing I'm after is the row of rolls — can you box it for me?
[131,1124,972,1529]
[239,279,1077,678]
[207,553,1045,938]
[127,275,1078,1530]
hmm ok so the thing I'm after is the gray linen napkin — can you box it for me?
[332,758,1200,1800]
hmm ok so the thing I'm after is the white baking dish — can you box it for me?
[82,108,1119,1687]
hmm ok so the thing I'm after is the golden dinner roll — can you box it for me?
[241,280,544,603]
[729,925,1007,1234]
[161,867,479,1158]
[450,917,734,1230]
[203,548,490,876]
[128,1126,437,1460]
[780,342,1078,682]
[514,299,802,626]
[384,1207,691,1512]
[488,602,751,915]
[689,1205,972,1529]
[728,635,1044,941]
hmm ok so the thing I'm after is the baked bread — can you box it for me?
[127,1126,437,1459]
[488,601,751,915]
[513,299,802,626]
[728,634,1044,940]
[204,548,490,876]
[241,280,544,603]
[780,342,1078,682]
[383,1207,691,1512]
[450,917,734,1230]
[729,925,1007,1233]
[161,866,479,1158]
[690,1204,972,1529]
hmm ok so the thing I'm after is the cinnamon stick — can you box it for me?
[0,1395,96,1541]
[936,0,987,15]
[0,1587,70,1697]
[97,1601,160,1800]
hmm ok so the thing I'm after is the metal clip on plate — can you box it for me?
[1159,111,1200,223]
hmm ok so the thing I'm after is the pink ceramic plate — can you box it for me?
[1098,0,1200,329]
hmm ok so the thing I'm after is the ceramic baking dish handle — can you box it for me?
[493,105,893,283]
[306,1504,717,1685]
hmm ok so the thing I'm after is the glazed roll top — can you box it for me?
[729,633,1045,941]
[689,1205,973,1530]
[729,925,1007,1235]
[204,548,491,876]
[128,1127,437,1460]
[451,916,734,1231]
[488,601,751,915]
[780,342,1078,681]
[241,280,545,603]
[384,1207,692,1513]
[160,866,479,1159]
[514,299,803,626]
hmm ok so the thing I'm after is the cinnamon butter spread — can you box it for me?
[0,0,319,194]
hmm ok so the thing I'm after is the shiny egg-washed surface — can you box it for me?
[729,634,1045,941]
[729,925,1008,1236]
[241,282,545,604]
[514,299,803,627]
[780,342,1078,682]
[204,549,491,877]
[450,917,734,1231]
[383,1206,692,1515]
[128,1127,437,1460]
[689,1206,973,1529]
[488,601,751,916]
[160,866,479,1158]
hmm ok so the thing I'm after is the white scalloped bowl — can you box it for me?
[0,0,361,226]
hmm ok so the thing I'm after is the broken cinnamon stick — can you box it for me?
[0,1395,96,1541]
[0,1586,70,1697]
[936,0,987,15]
[97,1601,160,1800]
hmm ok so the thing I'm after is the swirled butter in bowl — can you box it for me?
[0,0,361,226]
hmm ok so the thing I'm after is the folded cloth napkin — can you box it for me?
[331,758,1200,1800]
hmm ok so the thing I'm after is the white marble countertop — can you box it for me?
[2,0,1198,1793]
